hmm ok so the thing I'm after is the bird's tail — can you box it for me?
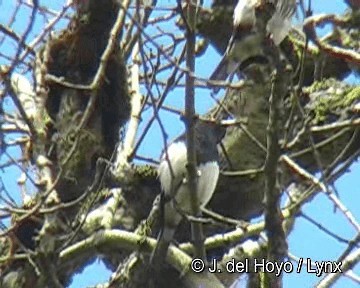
[150,238,170,267]
[209,55,239,93]
[266,10,292,45]
[267,0,296,45]
[150,226,175,267]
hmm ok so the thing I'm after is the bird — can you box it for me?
[210,0,297,91]
[151,119,226,266]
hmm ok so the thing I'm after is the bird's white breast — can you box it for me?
[196,162,220,208]
[158,141,188,197]
[158,141,219,214]
[233,0,257,27]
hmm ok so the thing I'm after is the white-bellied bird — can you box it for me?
[151,119,226,265]
[210,0,296,91]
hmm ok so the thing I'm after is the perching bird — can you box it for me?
[210,0,297,91]
[151,119,226,265]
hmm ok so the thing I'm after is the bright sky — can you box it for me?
[71,1,360,287]
[0,1,359,287]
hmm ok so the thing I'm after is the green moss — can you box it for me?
[58,126,103,182]
[345,86,360,105]
[305,79,359,123]
[134,165,157,179]
[33,109,52,136]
